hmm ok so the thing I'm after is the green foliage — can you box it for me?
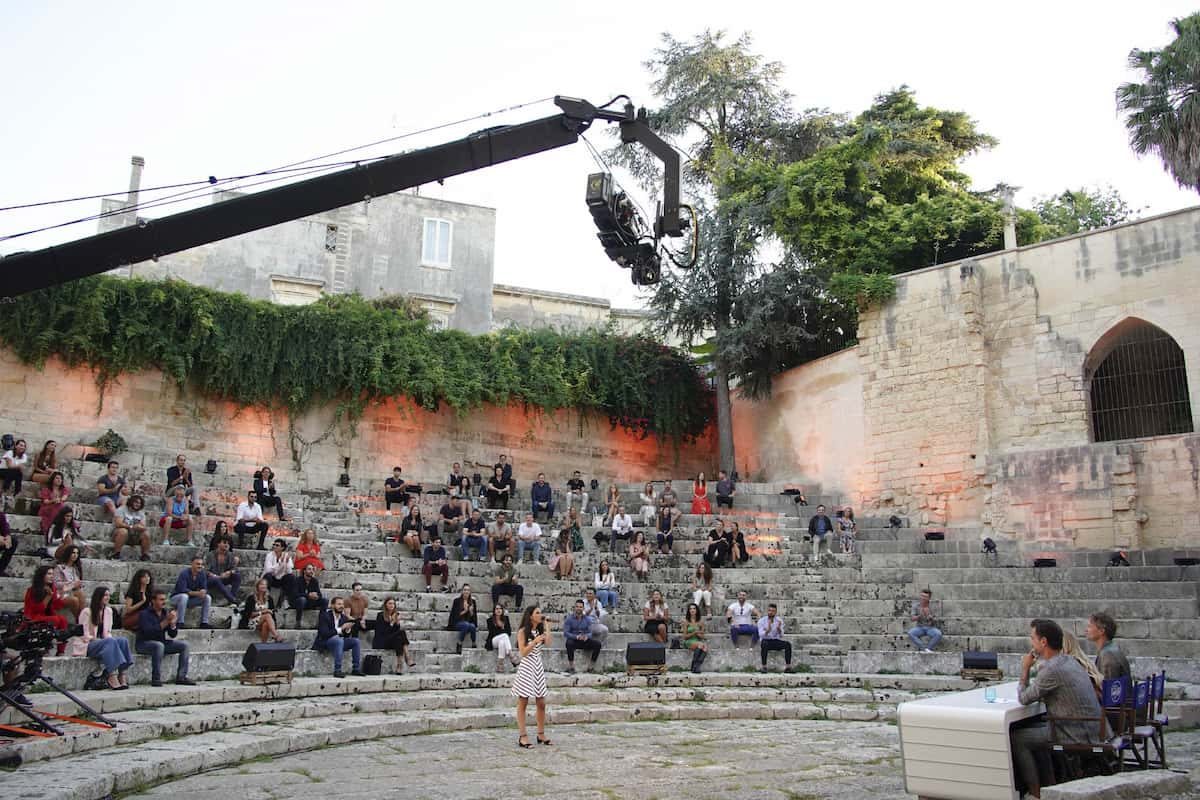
[1027,186,1139,241]
[0,276,713,444]
[827,271,897,311]
[91,428,127,456]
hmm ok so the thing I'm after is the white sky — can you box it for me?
[3,1,1198,307]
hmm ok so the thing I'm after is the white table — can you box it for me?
[898,681,1045,800]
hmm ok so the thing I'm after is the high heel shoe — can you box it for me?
[536,734,553,746]
[518,736,533,749]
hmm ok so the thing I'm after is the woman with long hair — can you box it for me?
[123,569,154,630]
[638,482,657,527]
[838,507,857,554]
[550,528,574,579]
[511,605,551,748]
[38,471,70,535]
[487,603,518,673]
[31,440,58,485]
[24,565,68,644]
[401,505,429,554]
[593,559,618,610]
[628,530,650,580]
[53,545,86,616]
[0,438,28,497]
[294,528,325,574]
[604,484,621,524]
[113,494,151,561]
[67,586,133,689]
[642,589,669,643]
[47,505,87,560]
[691,472,712,516]
[692,563,714,616]
[446,583,478,654]
[731,521,749,565]
[374,596,416,673]
[207,518,233,551]
[655,506,675,555]
[704,523,729,569]
[682,602,708,673]
[239,578,282,643]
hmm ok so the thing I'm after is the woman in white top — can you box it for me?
[112,494,151,561]
[638,482,657,526]
[642,589,670,643]
[52,544,86,616]
[692,562,715,616]
[593,559,619,610]
[67,586,133,689]
[0,438,28,496]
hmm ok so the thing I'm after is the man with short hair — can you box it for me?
[446,462,464,494]
[610,505,635,551]
[96,460,126,520]
[1012,618,1104,798]
[658,482,680,522]
[159,484,196,546]
[262,538,299,609]
[564,599,601,672]
[715,470,736,509]
[166,454,198,512]
[757,603,791,672]
[384,466,409,511]
[171,556,213,629]
[582,588,609,644]
[438,495,465,544]
[531,472,554,522]
[423,535,450,592]
[495,454,515,494]
[492,552,524,609]
[516,512,543,563]
[1086,612,1131,682]
[461,508,489,561]
[908,589,942,653]
[314,596,364,678]
[295,563,328,626]
[808,504,835,560]
[489,511,513,561]
[566,470,588,513]
[204,538,241,604]
[726,591,759,647]
[234,490,270,550]
[136,589,194,686]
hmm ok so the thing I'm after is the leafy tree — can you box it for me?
[1029,186,1138,241]
[1117,13,1200,191]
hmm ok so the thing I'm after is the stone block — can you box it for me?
[1041,770,1191,800]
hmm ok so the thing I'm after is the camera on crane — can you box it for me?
[585,172,662,286]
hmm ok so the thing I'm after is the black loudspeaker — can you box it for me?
[1175,558,1200,567]
[963,651,999,670]
[1033,558,1058,568]
[243,641,296,672]
[626,642,666,667]
[924,530,945,541]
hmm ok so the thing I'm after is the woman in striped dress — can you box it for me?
[512,605,552,748]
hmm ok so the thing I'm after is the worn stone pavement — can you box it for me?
[121,721,1200,800]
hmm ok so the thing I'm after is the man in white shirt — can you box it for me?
[234,490,270,549]
[516,512,543,564]
[1,438,29,499]
[262,538,298,609]
[726,591,759,647]
[610,505,635,552]
[582,588,609,643]
[757,603,792,671]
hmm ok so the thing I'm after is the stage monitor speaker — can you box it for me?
[626,642,666,667]
[243,641,296,672]
[923,530,945,541]
[1033,558,1058,568]
[962,651,999,671]
[1175,557,1200,567]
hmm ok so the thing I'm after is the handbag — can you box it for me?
[548,553,560,570]
[363,654,383,675]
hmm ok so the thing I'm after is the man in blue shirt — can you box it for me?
[170,556,213,629]
[461,509,489,561]
[807,505,834,560]
[137,589,194,686]
[563,599,601,672]
[530,472,555,523]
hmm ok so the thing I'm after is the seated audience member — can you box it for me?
[374,597,416,673]
[112,494,152,561]
[492,552,524,609]
[159,485,196,546]
[638,482,657,526]
[456,474,478,511]
[603,484,621,524]
[254,465,287,522]
[0,511,16,578]
[314,596,364,678]
[704,523,729,568]
[1086,611,1131,683]
[401,505,435,553]
[486,465,510,510]
[550,528,574,579]
[564,599,601,672]
[593,559,618,610]
[714,470,735,509]
[123,569,154,631]
[346,582,372,632]
[658,482,680,522]
[234,490,270,550]
[136,589,195,686]
[642,589,670,643]
[0,438,29,498]
[53,545,87,617]
[37,471,70,536]
[838,507,857,554]
[1012,619,1103,798]
[655,506,675,555]
[205,537,241,604]
[171,556,213,629]
[627,531,650,581]
[530,473,554,521]
[495,454,515,493]
[807,504,835,560]
[1061,631,1106,695]
[565,470,588,513]
[294,563,328,627]
[294,528,325,573]
[262,538,300,609]
[758,603,792,672]
[422,535,450,592]
[461,508,489,561]
[239,578,282,643]
[582,588,609,643]
[25,566,68,646]
[438,495,465,543]
[563,506,585,552]
[691,472,712,515]
[609,505,635,551]
[682,602,708,673]
[47,506,87,560]
[726,591,759,647]
[30,439,58,486]
[730,521,749,565]
[447,584,478,654]
[446,462,464,494]
[516,512,543,563]
[95,460,126,520]
[489,511,514,561]
[486,604,518,672]
[68,586,134,690]
[383,466,409,511]
[208,519,234,552]
[692,563,715,616]
[908,589,942,653]
[165,454,197,512]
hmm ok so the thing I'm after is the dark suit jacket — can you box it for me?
[137,607,179,645]
[253,477,278,499]
[316,609,354,642]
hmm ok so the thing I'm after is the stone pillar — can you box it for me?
[1001,186,1018,250]
[125,156,145,227]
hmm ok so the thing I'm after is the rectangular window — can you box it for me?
[325,224,338,253]
[422,218,452,267]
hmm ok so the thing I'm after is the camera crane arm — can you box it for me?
[1,95,685,297]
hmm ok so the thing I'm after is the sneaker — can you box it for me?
[921,648,934,654]
[175,677,196,686]
[333,670,346,679]
[140,554,151,562]
[150,679,163,687]
[2,690,32,707]
[351,669,364,677]
[199,623,213,630]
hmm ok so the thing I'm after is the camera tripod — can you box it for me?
[1,649,115,745]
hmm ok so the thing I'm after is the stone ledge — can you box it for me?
[1042,769,1192,800]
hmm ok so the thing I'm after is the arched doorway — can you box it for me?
[1086,319,1193,442]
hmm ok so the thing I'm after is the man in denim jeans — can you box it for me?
[908,589,942,653]
[136,589,194,686]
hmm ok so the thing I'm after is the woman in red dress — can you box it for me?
[691,472,712,515]
[23,565,69,653]
[38,471,71,536]
[294,528,326,574]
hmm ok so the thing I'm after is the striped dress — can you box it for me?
[510,636,547,699]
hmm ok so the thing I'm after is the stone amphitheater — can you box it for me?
[2,449,1198,799]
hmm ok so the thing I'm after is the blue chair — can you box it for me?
[1146,672,1169,768]
[1046,676,1130,776]
[1124,679,1163,769]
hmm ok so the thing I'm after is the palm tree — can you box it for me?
[1117,14,1200,191]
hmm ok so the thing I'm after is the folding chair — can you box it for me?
[1046,676,1130,779]
[1124,679,1164,769]
[1147,671,1169,768]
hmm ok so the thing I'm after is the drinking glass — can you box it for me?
[984,686,997,703]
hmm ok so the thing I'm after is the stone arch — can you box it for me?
[1083,317,1193,442]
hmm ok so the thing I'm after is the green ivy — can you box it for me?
[2,276,713,444]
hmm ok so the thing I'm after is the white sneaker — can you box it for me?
[921,648,934,654]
